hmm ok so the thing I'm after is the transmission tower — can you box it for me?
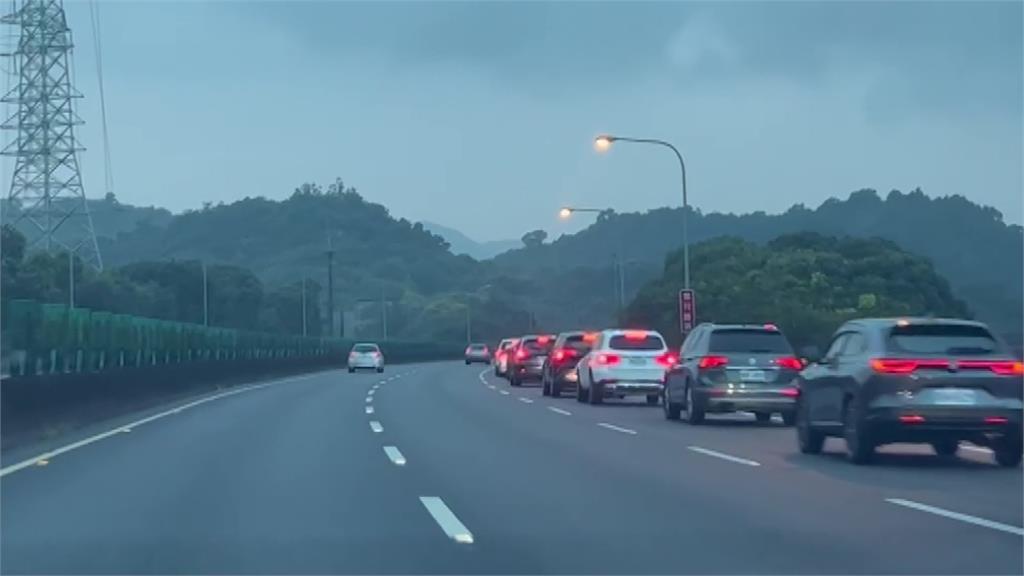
[2,0,102,269]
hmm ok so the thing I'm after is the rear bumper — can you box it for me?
[465,356,490,363]
[552,365,579,386]
[349,362,381,369]
[598,380,664,396]
[694,388,796,413]
[866,406,1023,441]
[514,365,544,381]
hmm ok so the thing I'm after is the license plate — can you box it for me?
[739,369,766,382]
[628,357,647,366]
[930,388,978,406]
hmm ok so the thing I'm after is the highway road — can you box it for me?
[2,361,1022,574]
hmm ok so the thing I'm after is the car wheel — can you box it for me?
[781,412,796,427]
[796,399,825,454]
[686,385,705,424]
[551,379,562,398]
[541,375,551,396]
[755,412,771,424]
[465,360,470,365]
[994,434,1023,468]
[646,394,659,405]
[843,399,874,465]
[576,382,586,403]
[663,387,681,420]
[931,440,958,457]
[588,373,603,405]
[348,368,355,374]
[377,367,384,373]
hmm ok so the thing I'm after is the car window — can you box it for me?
[823,334,848,360]
[469,344,487,351]
[839,332,866,357]
[887,324,1001,356]
[522,338,554,353]
[680,328,699,356]
[708,329,792,353]
[353,344,378,353]
[608,334,665,351]
[562,334,592,352]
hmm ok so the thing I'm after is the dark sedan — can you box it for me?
[541,331,596,398]
[796,318,1023,466]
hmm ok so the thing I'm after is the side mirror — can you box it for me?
[799,345,822,365]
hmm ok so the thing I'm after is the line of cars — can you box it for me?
[471,317,1024,467]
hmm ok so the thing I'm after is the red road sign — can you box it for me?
[679,289,696,333]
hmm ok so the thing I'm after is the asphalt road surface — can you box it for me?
[3,361,1022,574]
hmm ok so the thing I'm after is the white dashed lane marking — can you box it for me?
[365,406,374,415]
[688,446,760,467]
[597,423,637,435]
[383,446,406,466]
[420,497,474,544]
[499,390,510,396]
[369,421,383,433]
[518,397,534,404]
[547,407,572,416]
[886,498,1024,537]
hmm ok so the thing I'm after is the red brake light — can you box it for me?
[515,348,528,360]
[870,358,949,374]
[655,353,677,367]
[899,415,926,424]
[764,323,778,331]
[552,349,566,362]
[780,387,800,397]
[775,356,803,371]
[984,416,1009,425]
[960,360,1024,376]
[624,331,647,340]
[595,353,621,366]
[537,335,551,344]
[583,332,598,343]
[698,355,729,369]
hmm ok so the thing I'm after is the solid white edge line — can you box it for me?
[383,446,406,466]
[419,496,474,544]
[518,397,534,404]
[0,372,323,477]
[369,421,383,433]
[597,422,637,435]
[688,446,760,467]
[885,498,1024,537]
[548,406,572,416]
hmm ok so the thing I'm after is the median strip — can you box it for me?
[885,498,1023,537]
[419,496,474,544]
[688,446,760,467]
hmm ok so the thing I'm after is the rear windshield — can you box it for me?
[888,324,1000,356]
[608,334,665,351]
[522,338,554,353]
[709,330,792,353]
[499,341,516,351]
[353,344,378,353]
[469,344,487,351]
[562,334,593,352]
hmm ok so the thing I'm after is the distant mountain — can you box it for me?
[420,221,519,260]
[492,188,1023,342]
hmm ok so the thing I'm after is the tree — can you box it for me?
[521,229,548,248]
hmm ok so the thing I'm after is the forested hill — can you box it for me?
[98,181,483,299]
[494,189,1022,337]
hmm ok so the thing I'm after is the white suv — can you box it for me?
[348,343,384,373]
[575,329,675,405]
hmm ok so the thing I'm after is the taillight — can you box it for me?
[775,356,803,371]
[537,335,552,344]
[515,349,528,361]
[594,353,620,366]
[655,353,677,367]
[552,348,576,363]
[899,415,926,424]
[960,360,1024,376]
[465,347,472,355]
[870,358,949,374]
[624,331,647,340]
[985,416,1009,425]
[698,355,728,369]
[780,387,800,397]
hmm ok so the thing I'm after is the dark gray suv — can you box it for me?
[796,318,1023,466]
[664,323,803,425]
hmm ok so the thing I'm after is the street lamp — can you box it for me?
[593,134,690,290]
[557,206,627,315]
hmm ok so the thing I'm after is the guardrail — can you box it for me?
[1,299,462,376]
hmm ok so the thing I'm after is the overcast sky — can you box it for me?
[6,0,1021,241]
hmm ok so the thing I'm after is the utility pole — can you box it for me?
[466,306,472,344]
[202,261,209,326]
[301,277,307,337]
[68,249,75,309]
[326,236,335,337]
[381,288,388,340]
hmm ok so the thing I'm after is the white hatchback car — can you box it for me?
[348,343,384,373]
[575,329,675,405]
